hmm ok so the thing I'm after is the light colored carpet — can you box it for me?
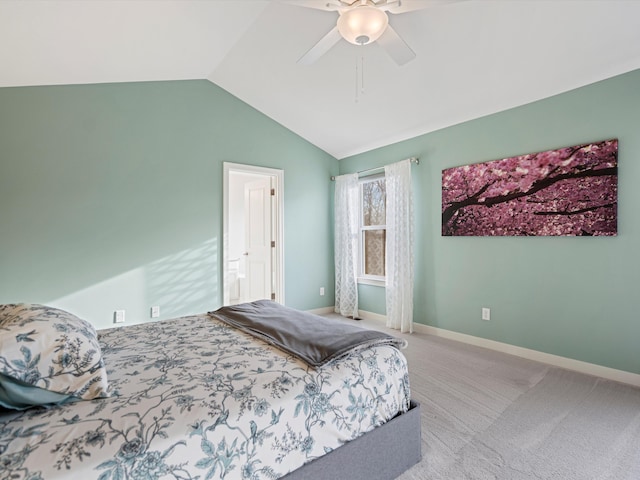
[328,314,640,480]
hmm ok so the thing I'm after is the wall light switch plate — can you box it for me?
[482,307,491,321]
[114,310,126,323]
[151,306,160,318]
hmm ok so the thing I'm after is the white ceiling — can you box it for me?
[2,0,639,159]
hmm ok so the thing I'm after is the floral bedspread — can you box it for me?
[0,313,410,480]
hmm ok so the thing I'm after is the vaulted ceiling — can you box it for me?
[2,0,639,159]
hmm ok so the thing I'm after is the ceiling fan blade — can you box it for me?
[384,0,465,14]
[298,26,343,65]
[377,24,415,65]
[279,0,347,12]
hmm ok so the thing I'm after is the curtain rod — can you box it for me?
[330,157,419,181]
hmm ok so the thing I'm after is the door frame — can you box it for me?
[222,162,284,306]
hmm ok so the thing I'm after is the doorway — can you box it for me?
[223,162,284,306]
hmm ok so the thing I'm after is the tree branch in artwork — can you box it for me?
[533,202,615,216]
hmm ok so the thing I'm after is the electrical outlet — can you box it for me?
[151,306,160,318]
[482,307,491,321]
[320,287,325,296]
[114,310,126,323]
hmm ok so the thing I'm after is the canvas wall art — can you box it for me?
[442,139,618,236]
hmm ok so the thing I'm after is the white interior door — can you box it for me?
[223,162,284,307]
[243,177,273,302]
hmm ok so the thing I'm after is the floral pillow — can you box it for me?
[0,303,110,410]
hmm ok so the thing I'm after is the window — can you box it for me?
[359,175,386,284]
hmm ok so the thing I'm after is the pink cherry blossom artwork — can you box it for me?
[442,139,618,236]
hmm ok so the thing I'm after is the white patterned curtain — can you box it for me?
[384,159,414,333]
[334,173,359,318]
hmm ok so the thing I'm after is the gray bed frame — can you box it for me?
[283,400,421,480]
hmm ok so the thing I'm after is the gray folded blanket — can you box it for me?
[208,300,407,368]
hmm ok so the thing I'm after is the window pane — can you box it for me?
[364,229,385,277]
[362,179,386,226]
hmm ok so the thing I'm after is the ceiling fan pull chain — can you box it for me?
[355,55,366,103]
[355,58,359,103]
[361,56,365,95]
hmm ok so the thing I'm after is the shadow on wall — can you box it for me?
[52,238,219,329]
[146,238,219,320]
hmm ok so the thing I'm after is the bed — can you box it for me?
[0,301,421,480]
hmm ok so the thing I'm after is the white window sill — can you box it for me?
[357,277,386,287]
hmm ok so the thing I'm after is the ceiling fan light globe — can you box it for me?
[337,5,389,46]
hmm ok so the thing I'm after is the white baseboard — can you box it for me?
[306,306,336,316]
[357,310,640,388]
[357,309,387,323]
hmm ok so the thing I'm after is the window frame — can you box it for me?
[357,173,386,287]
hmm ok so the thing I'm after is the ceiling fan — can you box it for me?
[286,0,454,66]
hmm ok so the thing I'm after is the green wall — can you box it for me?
[340,69,640,374]
[0,80,338,328]
[2,71,638,374]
